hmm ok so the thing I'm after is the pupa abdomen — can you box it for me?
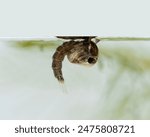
[52,41,75,83]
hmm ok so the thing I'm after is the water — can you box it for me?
[0,40,150,119]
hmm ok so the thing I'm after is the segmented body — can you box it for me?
[52,37,99,83]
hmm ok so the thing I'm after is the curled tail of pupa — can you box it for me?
[52,41,74,83]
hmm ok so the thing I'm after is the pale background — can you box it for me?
[0,0,150,37]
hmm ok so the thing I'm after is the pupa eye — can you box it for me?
[88,57,97,64]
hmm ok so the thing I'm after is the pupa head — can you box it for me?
[67,41,99,66]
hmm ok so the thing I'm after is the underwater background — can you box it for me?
[0,38,150,119]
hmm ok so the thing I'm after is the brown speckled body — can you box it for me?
[52,37,99,83]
